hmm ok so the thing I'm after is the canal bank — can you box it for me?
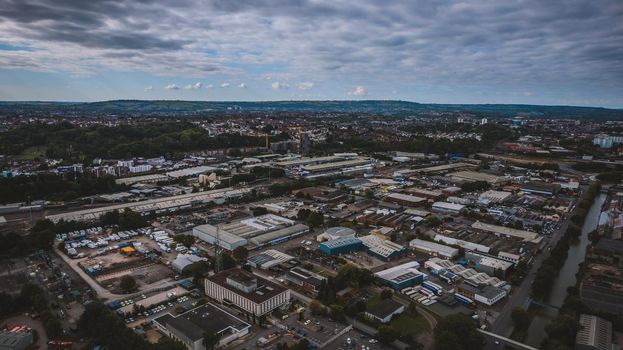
[524,191,607,347]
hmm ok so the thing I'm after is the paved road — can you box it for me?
[485,187,586,350]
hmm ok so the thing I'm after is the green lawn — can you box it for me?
[391,313,430,335]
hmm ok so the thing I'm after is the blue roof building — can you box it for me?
[319,237,364,255]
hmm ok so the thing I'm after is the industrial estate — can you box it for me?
[0,107,622,350]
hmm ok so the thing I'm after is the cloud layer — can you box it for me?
[0,0,622,104]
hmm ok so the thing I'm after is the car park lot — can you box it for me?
[278,311,351,348]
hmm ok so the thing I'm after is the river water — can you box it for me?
[524,192,607,347]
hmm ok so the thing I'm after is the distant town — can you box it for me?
[1,106,622,350]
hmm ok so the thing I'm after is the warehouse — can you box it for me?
[192,224,248,251]
[317,226,356,242]
[319,237,364,255]
[359,235,406,261]
[171,254,208,274]
[115,173,170,186]
[471,221,539,242]
[193,214,304,250]
[165,165,218,178]
[247,250,294,269]
[301,157,374,178]
[405,187,443,200]
[412,162,477,175]
[153,303,251,350]
[249,223,310,247]
[385,193,427,207]
[285,267,327,295]
[46,187,249,222]
[0,326,33,350]
[446,171,509,185]
[520,181,561,196]
[432,201,465,214]
[374,261,426,290]
[456,283,507,306]
[365,299,405,324]
[410,239,459,259]
[465,251,513,277]
[205,269,290,317]
[478,190,512,204]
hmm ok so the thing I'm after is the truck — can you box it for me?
[454,293,475,305]
[422,281,443,296]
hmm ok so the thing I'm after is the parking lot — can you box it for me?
[278,310,351,348]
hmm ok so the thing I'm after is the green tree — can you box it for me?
[232,246,249,262]
[377,325,399,344]
[434,314,483,350]
[120,275,137,293]
[511,307,531,331]
[203,332,221,350]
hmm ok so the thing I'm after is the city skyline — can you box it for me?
[0,0,622,107]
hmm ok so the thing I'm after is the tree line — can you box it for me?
[531,183,601,300]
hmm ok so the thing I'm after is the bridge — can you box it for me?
[522,297,560,311]
[478,329,539,350]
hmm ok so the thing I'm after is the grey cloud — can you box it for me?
[0,0,621,93]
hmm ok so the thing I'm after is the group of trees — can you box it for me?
[532,183,601,299]
[0,121,281,162]
[315,124,512,155]
[100,209,148,231]
[0,173,124,203]
[296,209,325,228]
[77,302,187,350]
[434,313,484,350]
[317,265,374,305]
[0,283,63,339]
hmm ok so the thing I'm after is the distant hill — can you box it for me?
[0,100,621,119]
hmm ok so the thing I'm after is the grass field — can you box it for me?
[15,145,47,160]
[391,313,430,335]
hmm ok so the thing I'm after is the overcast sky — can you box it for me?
[0,0,622,107]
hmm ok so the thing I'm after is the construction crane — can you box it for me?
[214,225,223,273]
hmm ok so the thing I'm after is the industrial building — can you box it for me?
[285,267,327,295]
[319,236,364,255]
[575,314,616,350]
[115,173,170,186]
[374,261,427,289]
[193,214,308,250]
[171,254,208,274]
[46,187,249,222]
[520,181,561,196]
[364,299,405,324]
[385,193,427,207]
[247,250,294,269]
[471,221,540,242]
[431,201,465,214]
[153,303,251,350]
[478,190,512,204]
[193,224,248,251]
[165,165,218,179]
[409,239,459,259]
[249,224,310,247]
[316,226,356,242]
[446,171,509,185]
[465,251,513,276]
[456,283,507,306]
[205,269,290,317]
[359,235,406,261]
[411,162,477,175]
[428,258,506,288]
[0,326,33,350]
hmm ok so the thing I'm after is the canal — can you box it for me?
[524,192,607,347]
